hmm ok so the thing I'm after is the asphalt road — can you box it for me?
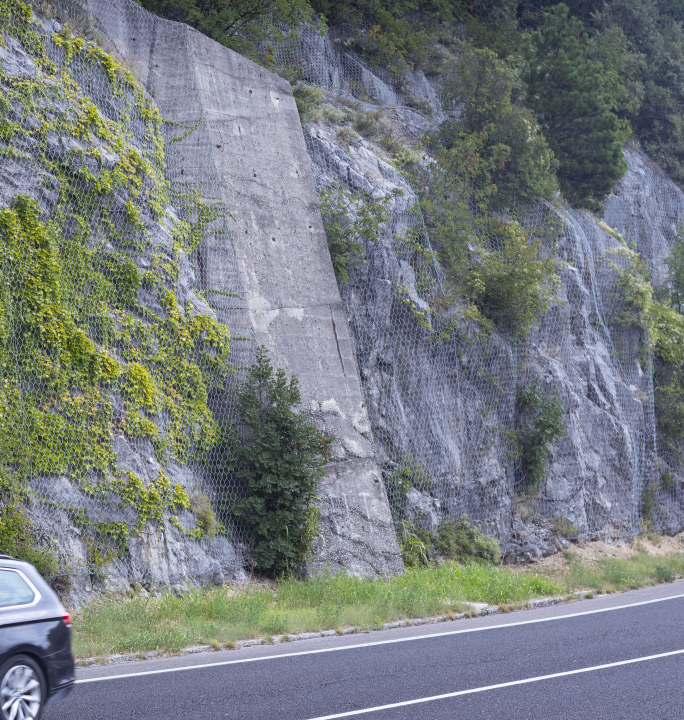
[46,582,684,720]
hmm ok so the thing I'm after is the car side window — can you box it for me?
[0,569,36,608]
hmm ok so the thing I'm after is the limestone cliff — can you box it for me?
[304,95,684,558]
[3,0,684,598]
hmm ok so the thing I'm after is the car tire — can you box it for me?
[0,654,46,720]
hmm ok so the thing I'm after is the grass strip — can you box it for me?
[560,550,684,593]
[72,563,559,658]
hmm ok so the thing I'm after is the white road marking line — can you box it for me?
[302,648,684,720]
[76,589,684,685]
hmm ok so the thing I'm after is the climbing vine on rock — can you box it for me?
[0,1,233,575]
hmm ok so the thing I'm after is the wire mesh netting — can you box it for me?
[0,0,255,584]
[3,0,684,588]
[266,25,684,546]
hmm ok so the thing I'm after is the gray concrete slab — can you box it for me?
[85,0,403,576]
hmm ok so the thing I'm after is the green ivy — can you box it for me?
[0,1,233,575]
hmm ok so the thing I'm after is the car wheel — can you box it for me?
[0,655,45,720]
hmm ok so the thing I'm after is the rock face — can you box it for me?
[304,109,684,557]
[4,0,684,590]
[0,5,248,603]
[78,7,684,565]
[0,0,403,591]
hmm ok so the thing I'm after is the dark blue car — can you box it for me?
[0,555,74,720]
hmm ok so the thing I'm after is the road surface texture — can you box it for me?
[47,582,684,720]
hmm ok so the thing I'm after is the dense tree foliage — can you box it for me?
[234,347,331,575]
[440,44,557,208]
[524,5,627,210]
[414,133,560,337]
[137,0,314,56]
[589,0,684,184]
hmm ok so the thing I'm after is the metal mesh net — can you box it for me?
[0,0,254,585]
[3,0,684,586]
[267,25,684,548]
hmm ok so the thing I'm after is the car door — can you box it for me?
[0,567,44,661]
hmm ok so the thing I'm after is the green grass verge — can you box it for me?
[72,563,560,658]
[561,550,684,593]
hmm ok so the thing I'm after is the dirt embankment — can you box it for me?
[522,532,684,575]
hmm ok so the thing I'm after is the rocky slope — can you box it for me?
[300,68,684,559]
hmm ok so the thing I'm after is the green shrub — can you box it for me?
[406,95,433,116]
[398,524,434,568]
[655,564,675,583]
[235,347,331,575]
[665,223,684,313]
[441,44,515,132]
[319,182,396,283]
[641,484,658,525]
[607,243,684,460]
[553,516,580,538]
[416,136,560,338]
[391,144,421,169]
[655,367,684,458]
[190,491,218,538]
[468,219,560,337]
[336,126,360,146]
[293,84,324,124]
[435,514,502,565]
[661,468,676,492]
[353,109,390,140]
[516,380,566,495]
[321,103,346,123]
[385,454,433,496]
[439,44,558,209]
[0,478,59,581]
[384,454,434,524]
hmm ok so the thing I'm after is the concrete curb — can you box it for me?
[77,591,593,667]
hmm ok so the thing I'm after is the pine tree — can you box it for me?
[235,347,331,575]
[524,4,627,211]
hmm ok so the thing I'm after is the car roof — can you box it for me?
[0,557,65,622]
[0,555,29,567]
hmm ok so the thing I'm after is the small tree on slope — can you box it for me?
[236,347,331,575]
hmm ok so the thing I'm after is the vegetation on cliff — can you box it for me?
[0,1,234,575]
[232,347,331,576]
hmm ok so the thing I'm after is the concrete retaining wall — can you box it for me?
[86,0,403,576]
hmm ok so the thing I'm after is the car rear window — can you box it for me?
[0,569,36,608]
